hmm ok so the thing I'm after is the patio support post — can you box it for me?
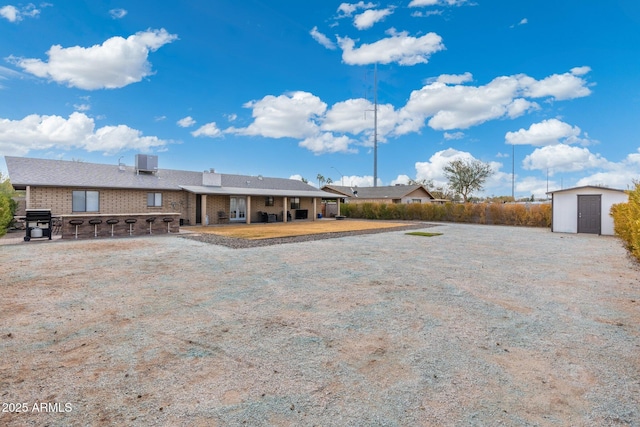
[283,196,288,223]
[201,194,207,225]
[337,198,341,216]
[26,186,31,209]
[313,197,317,221]
[246,196,251,224]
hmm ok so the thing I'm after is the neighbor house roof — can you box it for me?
[546,185,627,195]
[4,156,338,198]
[322,184,434,200]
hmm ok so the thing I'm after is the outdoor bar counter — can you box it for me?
[60,213,181,239]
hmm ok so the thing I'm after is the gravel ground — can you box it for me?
[1,222,639,426]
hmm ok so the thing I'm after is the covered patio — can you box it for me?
[179,185,345,225]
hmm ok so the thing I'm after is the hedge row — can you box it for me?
[611,183,640,262]
[340,202,552,227]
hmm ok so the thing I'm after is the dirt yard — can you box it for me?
[1,222,639,426]
[187,219,411,239]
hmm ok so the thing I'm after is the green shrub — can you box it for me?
[339,201,551,228]
[0,194,13,237]
[611,183,640,262]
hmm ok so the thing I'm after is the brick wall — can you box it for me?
[206,195,230,224]
[28,187,189,218]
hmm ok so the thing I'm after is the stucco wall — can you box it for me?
[552,188,628,235]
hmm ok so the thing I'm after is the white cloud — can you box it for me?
[390,174,412,185]
[411,10,443,18]
[299,133,356,154]
[192,122,222,138]
[408,0,468,6]
[575,171,638,190]
[0,5,19,22]
[573,149,640,189]
[505,119,585,146]
[436,72,472,84]
[109,8,127,19]
[338,29,444,66]
[353,8,394,30]
[73,103,90,112]
[0,3,41,22]
[522,144,609,173]
[518,68,592,100]
[0,112,170,156]
[177,116,196,128]
[398,68,590,132]
[337,2,375,17]
[322,98,398,142]
[511,18,528,28]
[230,91,327,139]
[10,28,178,90]
[340,175,379,187]
[310,26,336,50]
[443,131,464,140]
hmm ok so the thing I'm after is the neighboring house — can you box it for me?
[5,155,339,225]
[322,184,435,205]
[547,185,629,235]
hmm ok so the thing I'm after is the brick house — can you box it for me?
[5,156,340,228]
[322,184,434,204]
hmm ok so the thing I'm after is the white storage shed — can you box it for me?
[548,185,629,235]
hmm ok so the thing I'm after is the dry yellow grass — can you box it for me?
[187,220,409,240]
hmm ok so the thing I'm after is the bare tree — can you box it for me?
[443,159,493,203]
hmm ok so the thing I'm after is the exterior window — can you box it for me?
[290,197,300,209]
[147,192,162,207]
[72,190,99,212]
[412,199,422,204]
[265,196,274,207]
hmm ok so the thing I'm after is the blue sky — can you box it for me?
[1,1,639,198]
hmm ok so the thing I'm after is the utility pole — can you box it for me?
[373,63,378,187]
[511,143,515,200]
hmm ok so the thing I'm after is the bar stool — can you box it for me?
[106,219,119,237]
[125,218,137,236]
[146,217,156,234]
[162,217,174,233]
[89,218,102,237]
[69,219,84,239]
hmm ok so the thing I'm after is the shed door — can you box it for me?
[577,195,601,234]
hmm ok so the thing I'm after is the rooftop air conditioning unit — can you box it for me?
[135,154,158,174]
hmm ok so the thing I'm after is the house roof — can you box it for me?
[4,156,335,197]
[546,185,627,195]
[322,184,434,199]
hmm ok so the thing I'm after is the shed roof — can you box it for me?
[547,185,627,195]
[322,184,434,199]
[4,156,331,197]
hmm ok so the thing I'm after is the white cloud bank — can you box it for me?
[220,68,593,155]
[9,29,178,90]
[0,112,171,156]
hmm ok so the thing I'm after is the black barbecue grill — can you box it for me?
[24,209,53,241]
